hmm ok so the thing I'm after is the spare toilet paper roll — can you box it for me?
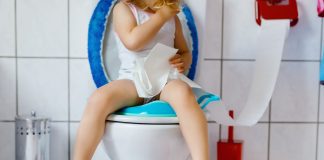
[209,20,290,126]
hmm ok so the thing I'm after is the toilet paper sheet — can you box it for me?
[133,43,202,98]
[209,20,290,126]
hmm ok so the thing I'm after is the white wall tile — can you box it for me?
[0,58,16,120]
[69,0,99,58]
[208,123,220,160]
[70,59,96,121]
[318,124,324,160]
[269,124,317,160]
[203,0,222,59]
[0,122,15,160]
[0,0,15,56]
[184,0,207,56]
[282,0,321,60]
[70,123,110,160]
[221,123,269,160]
[195,60,221,95]
[50,122,69,160]
[17,59,68,121]
[222,61,270,122]
[223,0,259,59]
[320,86,324,122]
[17,0,68,57]
[223,0,321,60]
[271,62,319,122]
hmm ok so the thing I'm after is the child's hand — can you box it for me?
[169,54,185,73]
[156,5,179,22]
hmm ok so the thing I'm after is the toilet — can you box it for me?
[103,107,216,160]
[88,0,221,159]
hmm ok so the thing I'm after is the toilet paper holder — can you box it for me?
[318,0,324,17]
[255,0,299,26]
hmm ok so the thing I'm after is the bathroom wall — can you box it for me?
[0,0,323,159]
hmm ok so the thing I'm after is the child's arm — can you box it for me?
[169,16,192,73]
[113,2,179,51]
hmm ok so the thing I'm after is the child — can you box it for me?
[73,0,209,159]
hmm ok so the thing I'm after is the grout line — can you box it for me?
[0,120,15,123]
[67,0,71,159]
[69,121,81,123]
[268,121,271,160]
[15,0,18,117]
[54,121,76,123]
[267,101,272,160]
[9,56,88,59]
[0,56,16,59]
[0,120,75,123]
[2,55,321,62]
[316,18,323,160]
[263,121,321,124]
[218,0,225,141]
[205,58,321,62]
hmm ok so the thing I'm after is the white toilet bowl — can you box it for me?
[102,113,215,160]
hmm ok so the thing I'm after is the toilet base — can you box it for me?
[102,121,196,160]
[102,121,216,160]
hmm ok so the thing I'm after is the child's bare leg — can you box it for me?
[159,80,209,160]
[73,80,143,160]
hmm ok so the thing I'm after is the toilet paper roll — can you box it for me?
[209,20,290,126]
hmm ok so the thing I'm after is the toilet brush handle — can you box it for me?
[228,110,234,143]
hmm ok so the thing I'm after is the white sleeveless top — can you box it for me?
[115,3,176,80]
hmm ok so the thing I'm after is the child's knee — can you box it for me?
[166,80,192,96]
[88,90,110,105]
[161,80,194,102]
[86,90,116,115]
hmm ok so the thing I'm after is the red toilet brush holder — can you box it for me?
[217,110,243,160]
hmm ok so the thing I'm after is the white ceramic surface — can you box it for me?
[102,121,215,160]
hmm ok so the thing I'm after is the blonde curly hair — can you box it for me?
[126,0,180,10]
